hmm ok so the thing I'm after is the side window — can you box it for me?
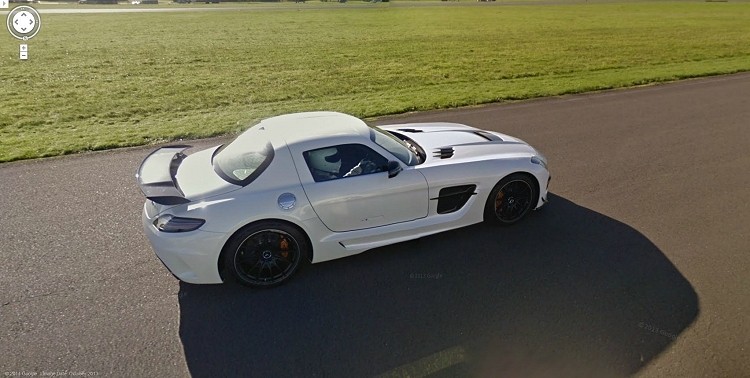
[303,144,388,182]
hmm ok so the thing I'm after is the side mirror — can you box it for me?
[387,161,402,178]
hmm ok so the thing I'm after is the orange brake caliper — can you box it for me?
[279,238,290,259]
[495,191,505,213]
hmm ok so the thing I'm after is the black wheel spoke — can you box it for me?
[250,259,263,274]
[269,259,282,276]
[239,249,259,265]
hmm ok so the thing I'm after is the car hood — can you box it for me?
[379,123,537,164]
[175,146,242,200]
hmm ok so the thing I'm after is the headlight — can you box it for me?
[531,154,548,170]
[153,214,205,233]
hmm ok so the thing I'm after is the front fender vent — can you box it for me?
[433,185,477,214]
[433,147,454,159]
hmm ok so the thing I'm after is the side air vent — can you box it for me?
[433,185,477,214]
[433,147,454,159]
[398,128,424,133]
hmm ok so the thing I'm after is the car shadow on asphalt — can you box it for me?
[176,193,698,377]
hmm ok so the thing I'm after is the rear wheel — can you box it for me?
[224,221,309,288]
[484,173,537,225]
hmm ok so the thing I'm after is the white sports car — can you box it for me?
[137,112,550,288]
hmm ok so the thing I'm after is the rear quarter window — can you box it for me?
[213,128,275,186]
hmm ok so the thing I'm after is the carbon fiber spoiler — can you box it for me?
[135,145,192,205]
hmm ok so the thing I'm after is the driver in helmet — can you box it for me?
[307,147,342,181]
[307,146,383,182]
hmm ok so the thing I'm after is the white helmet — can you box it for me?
[308,147,341,175]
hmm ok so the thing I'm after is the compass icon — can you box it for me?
[6,6,41,40]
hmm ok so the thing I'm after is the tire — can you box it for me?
[224,221,309,288]
[484,173,538,225]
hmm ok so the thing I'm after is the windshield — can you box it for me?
[213,125,274,186]
[369,126,420,166]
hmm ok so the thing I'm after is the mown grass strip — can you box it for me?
[1,2,749,162]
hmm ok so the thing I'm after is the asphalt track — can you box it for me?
[1,73,749,377]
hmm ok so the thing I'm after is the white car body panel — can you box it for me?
[286,134,430,232]
[138,112,551,284]
[299,168,429,231]
[175,146,240,199]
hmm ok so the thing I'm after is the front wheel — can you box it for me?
[224,221,309,288]
[484,173,538,225]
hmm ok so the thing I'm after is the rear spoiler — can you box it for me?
[136,145,192,205]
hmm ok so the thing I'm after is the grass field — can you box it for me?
[1,1,750,162]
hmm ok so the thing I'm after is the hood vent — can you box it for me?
[433,147,454,159]
[398,128,423,133]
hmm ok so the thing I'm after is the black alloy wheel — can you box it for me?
[225,222,309,288]
[485,173,537,225]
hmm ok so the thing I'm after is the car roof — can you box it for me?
[256,111,370,146]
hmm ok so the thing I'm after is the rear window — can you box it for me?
[212,125,274,186]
